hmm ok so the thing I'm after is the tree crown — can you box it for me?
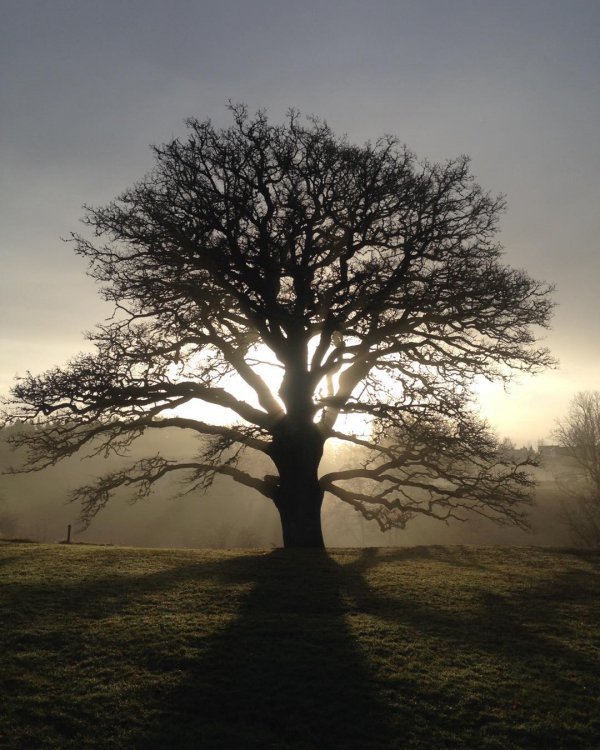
[5,106,555,536]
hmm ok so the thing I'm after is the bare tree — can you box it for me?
[4,106,554,547]
[554,391,600,547]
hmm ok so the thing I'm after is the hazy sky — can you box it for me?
[1,0,599,445]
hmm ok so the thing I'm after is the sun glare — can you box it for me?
[167,340,373,436]
[170,350,555,444]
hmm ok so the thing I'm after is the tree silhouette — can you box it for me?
[5,106,554,547]
[554,391,600,547]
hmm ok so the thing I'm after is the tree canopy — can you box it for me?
[5,105,555,547]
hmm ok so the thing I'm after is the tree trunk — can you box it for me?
[269,419,325,549]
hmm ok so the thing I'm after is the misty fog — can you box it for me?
[0,425,581,549]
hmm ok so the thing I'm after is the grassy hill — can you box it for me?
[1,543,598,749]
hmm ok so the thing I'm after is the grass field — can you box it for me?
[1,543,599,749]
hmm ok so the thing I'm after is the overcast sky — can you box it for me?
[1,0,599,445]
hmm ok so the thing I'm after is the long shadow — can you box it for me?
[135,549,397,749]
[342,547,600,678]
[3,545,599,748]
[2,548,398,747]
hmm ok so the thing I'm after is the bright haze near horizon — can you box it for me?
[1,0,599,447]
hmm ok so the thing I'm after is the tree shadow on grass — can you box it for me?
[2,547,403,748]
[136,549,397,749]
[344,547,600,675]
[3,545,599,749]
[339,548,600,749]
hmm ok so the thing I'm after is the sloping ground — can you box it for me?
[1,543,598,749]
